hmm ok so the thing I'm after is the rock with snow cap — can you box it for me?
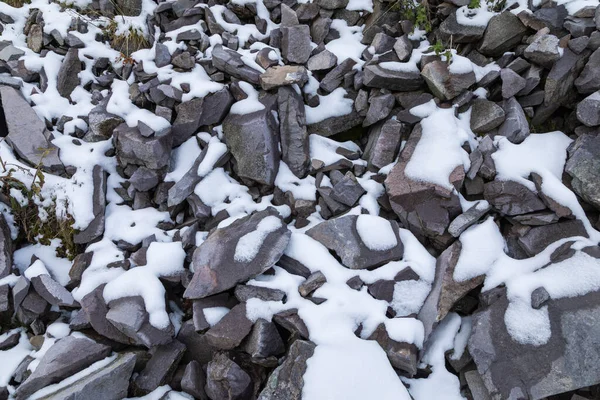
[184,209,290,299]
[421,60,476,101]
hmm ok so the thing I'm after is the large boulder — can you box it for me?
[421,60,476,101]
[479,12,528,56]
[222,94,280,186]
[184,209,291,299]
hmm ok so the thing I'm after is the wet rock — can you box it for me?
[479,12,528,56]
[278,86,310,178]
[422,60,476,101]
[565,134,600,210]
[260,65,308,91]
[15,336,112,399]
[205,303,253,350]
[281,25,311,64]
[32,352,136,400]
[363,64,424,91]
[364,119,403,172]
[470,99,506,134]
[0,86,63,173]
[243,318,285,359]
[257,340,315,400]
[305,215,403,269]
[133,340,186,395]
[205,353,252,400]
[576,90,600,127]
[184,209,290,299]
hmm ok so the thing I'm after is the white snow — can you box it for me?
[234,216,282,262]
[0,329,32,387]
[274,162,317,201]
[305,88,354,124]
[356,214,398,251]
[197,137,228,177]
[229,81,265,115]
[203,307,231,326]
[325,20,367,64]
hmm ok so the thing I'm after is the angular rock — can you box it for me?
[184,209,290,299]
[320,58,356,93]
[306,109,364,137]
[15,336,111,399]
[56,48,81,98]
[368,323,418,376]
[307,50,338,71]
[0,86,63,173]
[30,274,77,307]
[243,318,285,359]
[576,90,600,126]
[479,12,528,57]
[518,220,588,256]
[205,352,252,400]
[544,48,587,113]
[257,340,315,400]
[235,285,286,302]
[524,34,561,68]
[298,271,327,297]
[439,12,486,43]
[363,64,424,91]
[448,202,491,237]
[470,99,505,134]
[0,214,12,280]
[565,134,600,210]
[133,340,186,395]
[278,86,310,178]
[393,35,413,61]
[305,215,403,269]
[81,285,131,344]
[497,97,530,144]
[181,361,207,400]
[281,25,311,64]
[260,65,308,91]
[501,68,527,99]
[30,353,136,400]
[364,119,403,171]
[74,165,107,244]
[363,93,395,127]
[85,98,125,142]
[205,303,253,350]
[212,45,261,84]
[421,60,476,101]
[113,124,172,170]
[484,180,546,216]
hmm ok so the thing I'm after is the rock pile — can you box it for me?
[1,0,600,398]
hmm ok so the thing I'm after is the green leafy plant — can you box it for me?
[468,0,481,8]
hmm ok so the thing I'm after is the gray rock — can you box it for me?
[524,34,561,68]
[212,45,261,84]
[368,323,418,376]
[330,171,366,206]
[205,352,252,400]
[281,25,311,64]
[497,97,530,144]
[422,60,476,101]
[256,48,279,70]
[464,370,492,400]
[0,284,8,313]
[205,303,253,350]
[235,285,286,302]
[311,17,332,44]
[154,42,171,68]
[439,12,486,43]
[305,215,403,269]
[133,340,186,395]
[564,16,596,37]
[575,48,600,94]
[280,3,299,27]
[363,93,395,127]
[307,50,338,71]
[223,94,280,186]
[385,124,462,248]
[258,340,315,400]
[74,165,106,244]
[114,0,142,15]
[177,320,218,365]
[0,214,12,280]
[113,123,172,170]
[192,293,237,332]
[419,240,484,341]
[448,202,491,237]
[260,65,308,91]
[184,209,290,299]
[27,24,43,53]
[56,48,81,98]
[298,271,327,297]
[181,361,207,400]
[518,220,588,256]
[468,288,600,399]
[565,134,600,209]
[278,86,310,178]
[364,119,403,171]
[0,45,24,62]
[500,68,526,99]
[15,336,112,399]
[484,180,546,216]
[0,86,63,173]
[363,63,424,91]
[0,75,23,89]
[531,286,550,309]
[12,276,30,312]
[576,90,600,126]
[30,275,77,307]
[167,151,205,207]
[316,0,348,10]
[81,285,132,344]
[172,52,195,70]
[569,35,590,54]
[470,99,506,134]
[307,108,363,137]
[243,318,285,358]
[32,353,136,400]
[273,309,309,338]
[106,296,173,348]
[393,35,413,61]
[320,58,356,93]
[129,167,160,191]
[85,98,125,142]
[479,12,528,56]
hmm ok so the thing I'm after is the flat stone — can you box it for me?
[30,275,77,307]
[497,97,530,144]
[501,68,527,99]
[368,323,418,376]
[470,99,505,134]
[440,12,486,43]
[278,86,310,178]
[56,48,81,98]
[212,44,261,84]
[281,25,311,64]
[479,12,528,56]
[363,93,395,127]
[364,119,403,171]
[184,209,291,299]
[133,340,186,395]
[518,220,588,256]
[307,50,338,71]
[363,64,424,91]
[205,303,253,350]
[484,180,546,216]
[448,202,491,237]
[305,215,403,269]
[524,34,561,68]
[260,65,308,91]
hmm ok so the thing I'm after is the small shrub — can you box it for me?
[468,0,481,8]
[4,0,30,8]
[103,21,150,58]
